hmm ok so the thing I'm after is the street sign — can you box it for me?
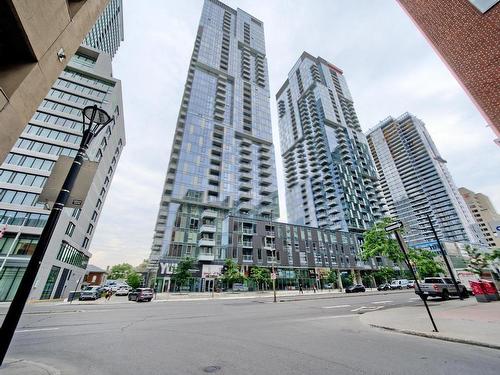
[385,221,403,232]
[271,273,276,280]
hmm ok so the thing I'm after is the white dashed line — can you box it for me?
[322,304,351,309]
[16,327,59,333]
[371,300,393,304]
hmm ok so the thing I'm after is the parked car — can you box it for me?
[79,286,102,301]
[390,279,409,290]
[407,280,415,289]
[115,285,130,296]
[415,277,468,300]
[232,283,249,292]
[323,283,334,289]
[128,288,154,302]
[377,283,391,291]
[346,284,366,293]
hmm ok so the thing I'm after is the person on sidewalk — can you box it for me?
[105,290,112,301]
[313,284,317,293]
[299,284,304,294]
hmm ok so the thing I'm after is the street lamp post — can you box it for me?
[0,105,113,365]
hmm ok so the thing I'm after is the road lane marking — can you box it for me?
[351,306,384,312]
[371,300,393,304]
[409,297,420,301]
[322,304,351,309]
[16,327,59,333]
[291,314,359,322]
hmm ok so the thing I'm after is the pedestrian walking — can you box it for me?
[299,284,304,294]
[313,284,317,293]
[105,290,112,301]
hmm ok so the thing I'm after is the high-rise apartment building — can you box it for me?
[0,0,125,301]
[397,0,500,144]
[459,187,500,248]
[367,113,485,250]
[0,0,111,163]
[148,0,279,281]
[276,53,385,234]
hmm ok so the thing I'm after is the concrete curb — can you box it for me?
[0,358,61,375]
[277,289,411,302]
[369,324,500,351]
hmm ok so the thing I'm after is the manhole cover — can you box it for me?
[204,365,221,373]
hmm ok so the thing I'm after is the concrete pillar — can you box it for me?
[337,272,343,292]
[350,269,356,284]
[355,270,362,285]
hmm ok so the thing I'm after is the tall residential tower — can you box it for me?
[276,53,385,234]
[148,0,279,280]
[367,113,485,250]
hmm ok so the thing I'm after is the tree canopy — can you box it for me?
[171,257,195,287]
[126,272,142,289]
[361,217,403,263]
[249,267,270,290]
[408,248,444,278]
[221,258,244,286]
[108,263,135,280]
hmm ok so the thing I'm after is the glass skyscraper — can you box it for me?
[148,0,279,283]
[367,113,485,249]
[276,53,386,234]
[0,0,125,301]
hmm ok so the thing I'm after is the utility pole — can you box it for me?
[427,215,463,300]
[385,221,438,332]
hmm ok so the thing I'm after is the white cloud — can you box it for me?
[88,0,500,268]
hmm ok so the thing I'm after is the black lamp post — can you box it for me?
[0,105,113,365]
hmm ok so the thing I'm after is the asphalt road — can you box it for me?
[2,290,500,374]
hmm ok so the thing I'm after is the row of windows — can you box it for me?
[0,189,42,207]
[40,99,81,117]
[4,153,55,171]
[25,124,81,145]
[0,234,38,256]
[60,69,114,91]
[32,112,84,132]
[0,170,47,188]
[14,138,77,158]
[54,78,107,99]
[56,242,89,269]
[0,210,48,228]
[48,88,101,107]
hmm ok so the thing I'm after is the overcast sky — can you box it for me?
[89,0,500,269]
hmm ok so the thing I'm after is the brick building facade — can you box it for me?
[397,0,500,144]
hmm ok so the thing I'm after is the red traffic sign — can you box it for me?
[271,273,277,280]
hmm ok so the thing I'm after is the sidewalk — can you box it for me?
[361,298,500,350]
[0,358,60,375]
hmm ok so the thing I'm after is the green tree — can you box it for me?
[109,263,135,280]
[249,267,270,290]
[171,257,195,290]
[221,258,243,287]
[325,270,338,286]
[361,218,404,264]
[408,249,444,278]
[341,272,353,287]
[465,245,489,276]
[486,248,500,263]
[126,272,142,289]
[373,266,395,284]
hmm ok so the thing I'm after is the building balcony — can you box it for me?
[240,182,252,191]
[242,255,253,262]
[198,238,216,247]
[240,241,253,248]
[198,253,215,262]
[199,224,216,233]
[238,202,253,212]
[201,209,218,219]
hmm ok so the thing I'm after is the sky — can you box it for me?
[88,0,500,269]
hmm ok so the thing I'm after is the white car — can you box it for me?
[115,285,130,296]
[390,279,409,290]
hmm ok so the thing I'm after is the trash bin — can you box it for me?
[469,281,489,302]
[67,291,80,302]
[480,280,499,302]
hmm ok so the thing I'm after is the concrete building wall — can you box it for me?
[0,46,125,301]
[397,0,500,144]
[0,0,110,164]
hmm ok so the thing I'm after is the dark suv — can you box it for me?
[128,288,154,302]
